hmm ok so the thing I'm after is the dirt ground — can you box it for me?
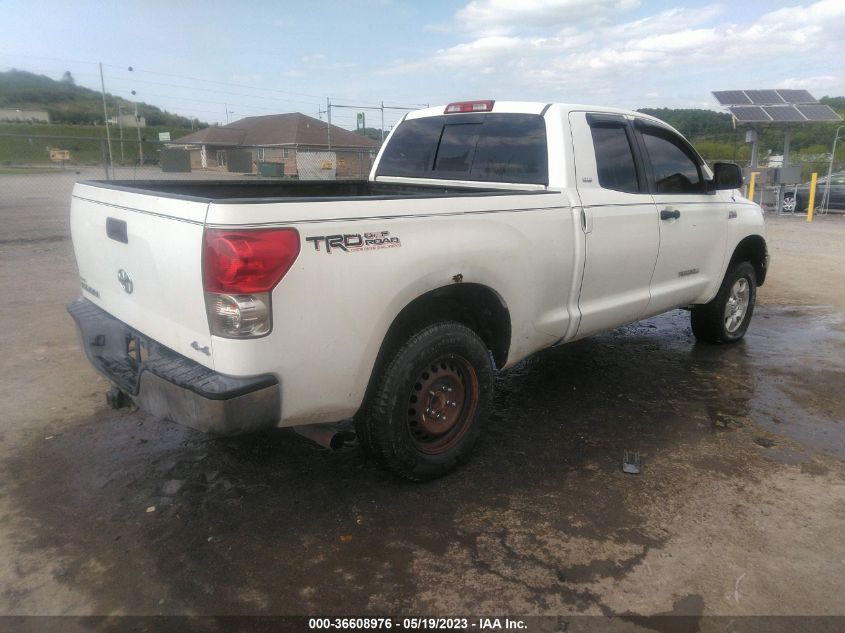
[1,172,844,624]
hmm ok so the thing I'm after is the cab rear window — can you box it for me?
[376,113,548,185]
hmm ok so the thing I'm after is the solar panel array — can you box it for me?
[713,89,841,124]
[713,89,817,106]
[764,106,808,122]
[777,90,817,104]
[712,90,752,105]
[730,106,768,122]
[796,104,843,122]
[744,90,785,105]
[727,104,841,123]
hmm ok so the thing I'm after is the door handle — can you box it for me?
[660,208,681,220]
[580,207,593,234]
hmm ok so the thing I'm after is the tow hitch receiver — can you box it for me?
[106,386,131,410]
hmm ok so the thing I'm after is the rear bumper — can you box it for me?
[67,298,280,435]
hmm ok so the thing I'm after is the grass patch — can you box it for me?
[0,166,69,175]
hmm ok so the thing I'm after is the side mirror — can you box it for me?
[712,162,743,190]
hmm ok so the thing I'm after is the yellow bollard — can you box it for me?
[807,172,818,222]
[748,171,759,202]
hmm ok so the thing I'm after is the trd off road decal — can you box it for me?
[305,231,401,254]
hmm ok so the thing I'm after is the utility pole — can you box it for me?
[822,125,843,213]
[330,101,421,145]
[135,101,144,165]
[326,97,332,151]
[100,141,109,179]
[127,70,143,165]
[99,62,114,178]
[117,104,125,163]
[783,124,791,171]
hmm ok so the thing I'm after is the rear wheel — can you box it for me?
[691,261,757,343]
[356,322,493,481]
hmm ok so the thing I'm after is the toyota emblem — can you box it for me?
[117,269,134,294]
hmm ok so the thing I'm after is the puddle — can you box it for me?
[2,305,844,615]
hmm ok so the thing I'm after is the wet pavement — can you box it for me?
[3,305,844,616]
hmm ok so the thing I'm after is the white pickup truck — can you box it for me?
[68,100,768,480]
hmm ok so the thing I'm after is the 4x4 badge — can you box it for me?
[117,269,134,294]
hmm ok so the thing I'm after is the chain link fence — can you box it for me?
[707,157,845,215]
[1,132,377,177]
[0,132,379,243]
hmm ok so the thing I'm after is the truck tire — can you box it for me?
[691,261,757,344]
[356,322,493,481]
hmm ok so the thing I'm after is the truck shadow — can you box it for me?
[3,307,831,616]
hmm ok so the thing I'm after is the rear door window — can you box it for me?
[589,123,641,193]
[376,113,548,184]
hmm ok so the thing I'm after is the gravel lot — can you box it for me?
[1,171,844,622]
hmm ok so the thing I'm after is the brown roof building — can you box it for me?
[170,112,380,178]
[175,112,379,149]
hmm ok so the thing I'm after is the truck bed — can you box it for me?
[81,179,548,203]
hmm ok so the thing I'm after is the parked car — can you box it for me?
[782,172,845,213]
[67,100,767,480]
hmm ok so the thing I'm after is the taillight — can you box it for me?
[203,228,300,293]
[444,100,494,114]
[202,228,300,338]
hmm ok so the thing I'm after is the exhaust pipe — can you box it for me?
[293,420,354,450]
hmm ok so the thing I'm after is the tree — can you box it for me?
[353,127,384,143]
[60,71,75,85]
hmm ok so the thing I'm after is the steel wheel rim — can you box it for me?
[406,354,479,454]
[724,277,750,333]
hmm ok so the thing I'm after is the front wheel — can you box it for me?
[691,261,757,343]
[356,322,493,481]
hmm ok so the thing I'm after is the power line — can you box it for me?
[0,51,420,106]
[100,74,322,108]
[0,51,100,67]
[104,64,328,101]
[1,66,320,110]
[0,54,421,131]
[107,88,305,114]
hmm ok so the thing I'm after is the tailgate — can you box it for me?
[70,182,213,367]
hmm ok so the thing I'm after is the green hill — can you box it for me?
[638,98,845,165]
[0,69,206,128]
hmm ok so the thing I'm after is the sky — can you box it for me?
[1,0,844,130]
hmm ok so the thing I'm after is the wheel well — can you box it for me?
[371,282,511,380]
[390,283,509,367]
[357,283,510,417]
[730,235,768,286]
